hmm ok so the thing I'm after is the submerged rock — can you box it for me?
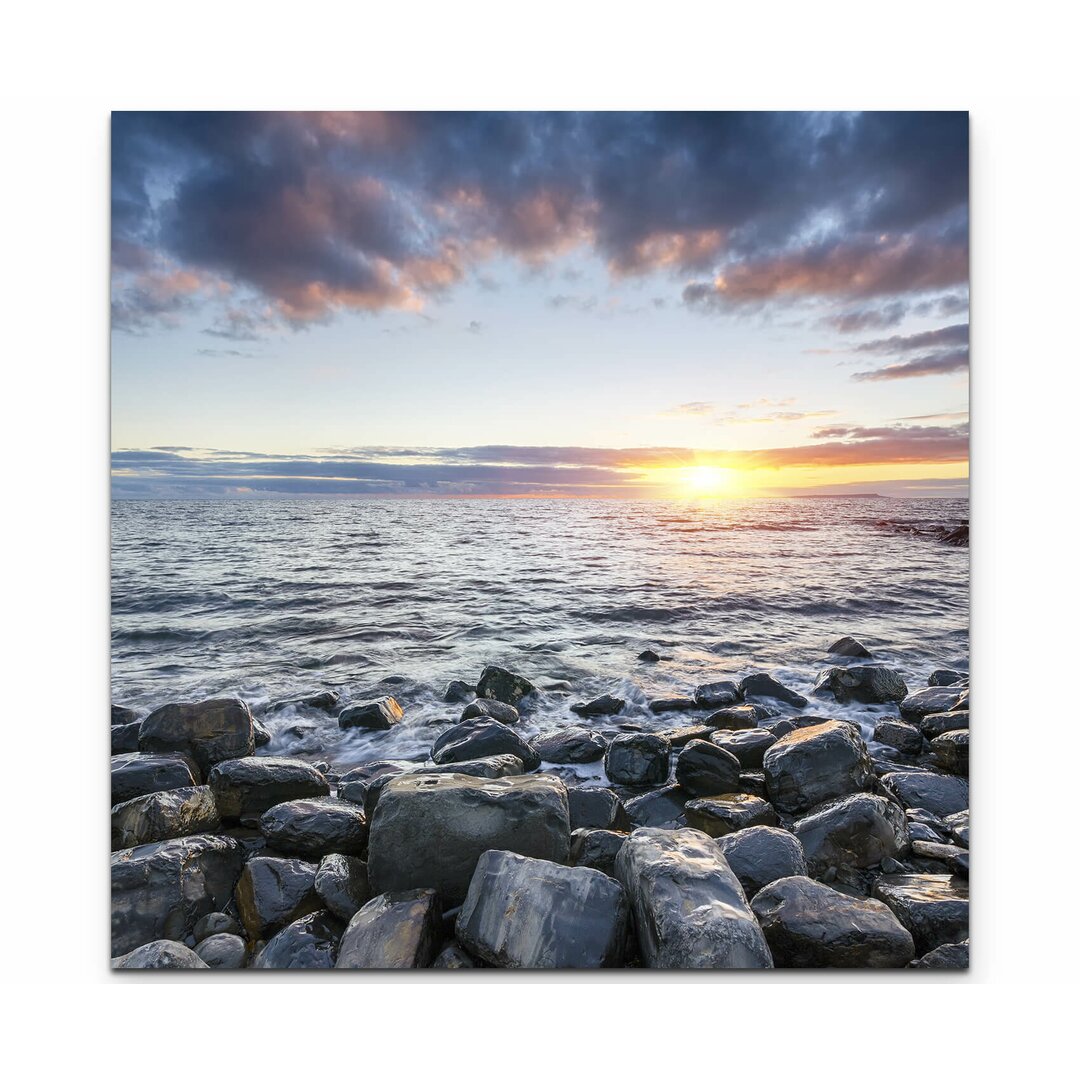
[710,728,777,768]
[111,751,200,805]
[112,940,209,969]
[461,698,520,725]
[881,770,969,818]
[259,796,368,858]
[872,873,970,955]
[930,729,969,775]
[253,911,343,969]
[899,686,966,720]
[614,827,772,969]
[111,785,220,850]
[336,889,442,969]
[763,720,873,815]
[194,933,247,969]
[684,793,777,837]
[567,787,629,831]
[739,673,808,708]
[571,694,625,717]
[457,850,630,968]
[714,826,807,898]
[476,665,536,706]
[751,876,914,967]
[531,726,607,764]
[570,828,627,877]
[208,756,330,820]
[675,740,741,796]
[234,856,320,939]
[694,681,741,709]
[827,636,873,659]
[794,793,909,873]
[624,785,689,829]
[431,717,540,770]
[314,854,371,922]
[139,697,255,772]
[604,733,671,786]
[812,664,908,705]
[637,649,662,663]
[337,696,403,731]
[367,773,570,904]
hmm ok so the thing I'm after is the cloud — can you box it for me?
[466,320,483,334]
[854,322,969,354]
[547,293,599,312]
[660,401,715,417]
[852,347,969,381]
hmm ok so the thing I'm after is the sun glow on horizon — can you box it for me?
[677,465,741,497]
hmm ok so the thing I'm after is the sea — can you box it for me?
[111,497,969,772]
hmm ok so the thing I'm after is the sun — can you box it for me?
[680,465,738,496]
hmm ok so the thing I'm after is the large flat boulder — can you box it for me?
[367,773,570,904]
[613,827,772,969]
[763,720,873,814]
[336,890,442,968]
[111,785,220,851]
[793,792,909,873]
[456,851,629,968]
[111,751,200,804]
[684,793,778,837]
[207,756,330,819]
[138,697,255,772]
[111,834,245,955]
[900,686,966,720]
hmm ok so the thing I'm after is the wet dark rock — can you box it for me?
[194,933,247,969]
[714,826,807,898]
[739,672,808,708]
[432,942,476,968]
[431,717,540,770]
[763,720,873,814]
[442,680,475,704]
[739,771,768,798]
[254,910,343,969]
[675,739,741,796]
[268,690,341,713]
[112,940,209,969]
[361,754,524,819]
[531,726,607,764]
[873,719,924,756]
[943,809,969,846]
[194,911,240,942]
[647,696,697,714]
[954,688,969,710]
[139,697,255,772]
[899,686,965,720]
[112,785,220,851]
[911,840,969,876]
[234,856,320,939]
[637,649,662,663]
[710,728,777,768]
[752,876,914,967]
[812,664,908,705]
[872,873,969,955]
[111,751,201,804]
[929,669,964,687]
[476,665,536,706]
[568,787,629,830]
[569,828,627,877]
[337,696,403,731]
[882,770,968,818]
[336,889,442,969]
[251,717,272,748]
[314,854,372,922]
[260,796,368,858]
[111,721,141,754]
[930,729,969,775]
[907,821,946,843]
[112,704,139,725]
[684,793,778,837]
[794,793,909,873]
[462,698,519,725]
[706,703,776,730]
[657,724,716,747]
[111,834,245,955]
[909,939,969,968]
[694,681,741,709]
[571,694,625,717]
[614,827,772,969]
[920,710,970,740]
[338,759,416,786]
[208,756,330,820]
[604,733,671,786]
[457,850,629,968]
[827,636,873,659]
[624,785,689,829]
[367,773,570,904]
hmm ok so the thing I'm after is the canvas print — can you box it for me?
[110,111,969,970]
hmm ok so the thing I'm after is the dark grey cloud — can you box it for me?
[852,348,970,381]
[854,322,969,354]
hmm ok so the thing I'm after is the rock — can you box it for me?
[111,751,200,804]
[314,854,371,922]
[461,698,520,725]
[930,729,969,775]
[713,826,807,898]
[111,834,245,955]
[432,942,476,968]
[111,785,220,850]
[442,680,475,704]
[253,911,343,969]
[624,785,689,829]
[604,733,671,786]
[954,687,970,710]
[194,933,247,969]
[827,636,873,659]
[234,856,320,939]
[909,939,969,968]
[675,739,741,796]
[569,828,627,877]
[614,827,772,969]
[694,681,741,709]
[338,759,416,786]
[739,771,767,798]
[251,717,272,748]
[531,726,607,764]
[431,717,540,770]
[871,874,970,955]
[112,940,209,969]
[907,821,945,843]
[873,719,924,755]
[367,773,570,904]
[739,673,808,708]
[911,840,970,875]
[112,704,139,725]
[710,728,777,768]
[921,710,970,740]
[194,911,240,942]
[943,809,969,846]
[456,850,629,968]
[207,756,330,820]
[928,669,964,687]
[476,665,536,706]
[268,690,341,713]
[336,889,442,968]
[637,649,661,662]
[706,703,774,730]
[259,796,368,858]
[812,664,908,705]
[656,724,716,747]
[139,697,255,772]
[684,793,778,837]
[361,755,525,818]
[567,787,629,831]
[899,686,965,720]
[763,721,873,814]
[338,696,403,731]
[793,793,909,872]
[751,876,914,967]
[111,721,141,754]
[571,694,625,717]
[647,696,697,713]
[881,770,968,818]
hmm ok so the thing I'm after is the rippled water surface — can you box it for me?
[112,497,968,769]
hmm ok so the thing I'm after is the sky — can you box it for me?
[111,111,969,499]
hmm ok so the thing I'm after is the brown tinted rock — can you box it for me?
[111,785,220,850]
[139,697,255,771]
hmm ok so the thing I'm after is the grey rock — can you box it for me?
[930,729,969,775]
[881,770,969,818]
[112,940,209,969]
[208,756,330,820]
[570,694,625,717]
[921,710,970,740]
[112,785,220,850]
[314,854,371,922]
[111,751,200,804]
[928,669,964,687]
[567,787,629,831]
[251,717,272,748]
[739,771,767,798]
[714,826,807,898]
[871,873,969,955]
[111,721,141,754]
[706,704,775,731]
[909,939,969,968]
[139,697,255,772]
[431,717,540,770]
[259,796,368,858]
[614,827,772,969]
[739,673,808,708]
[873,719,924,755]
[763,720,873,814]
[569,828,627,877]
[899,686,965,720]
[624,785,689,829]
[432,942,476,968]
[694,681,741,709]
[531,726,607,764]
[943,809,969,846]
[268,690,341,713]
[442,680,475,704]
[234,855,320,939]
[193,911,240,942]
[827,636,873,659]
[675,739,741,796]
[710,728,777,768]
[604,733,671,786]
[812,664,908,705]
[637,649,662,662]
[476,665,536,706]
[194,933,247,969]
[361,754,524,819]
[657,724,717,747]
[647,696,697,713]
[336,889,442,969]
[461,698,520,724]
[337,696,403,731]
[751,876,914,967]
[684,793,778,837]
[253,910,343,969]
[794,793,909,873]
[112,704,139,725]
[911,840,969,875]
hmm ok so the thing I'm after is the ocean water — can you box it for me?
[111,497,969,772]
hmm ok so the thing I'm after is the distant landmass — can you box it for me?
[790,492,885,499]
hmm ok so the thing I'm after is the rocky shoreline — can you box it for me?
[110,640,970,970]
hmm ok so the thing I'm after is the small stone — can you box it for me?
[259,796,368,858]
[647,696,698,713]
[138,697,255,772]
[604,733,671,786]
[194,911,240,942]
[943,809,969,846]
[443,680,475,703]
[920,710,970,739]
[234,856,320,939]
[909,939,969,968]
[930,729,969,775]
[928,669,964,687]
[111,721,141,754]
[675,739,741,796]
[827,636,873,659]
[881,770,968,818]
[207,756,330,820]
[739,673,808,708]
[112,704,139,725]
[793,792,909,873]
[763,720,873,815]
[899,686,965,720]
[336,889,442,969]
[194,933,247,969]
[431,717,540,770]
[111,785,220,850]
[111,751,201,805]
[873,719,924,755]
[637,649,661,663]
[432,942,476,968]
[624,785,689,829]
[337,696,403,731]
